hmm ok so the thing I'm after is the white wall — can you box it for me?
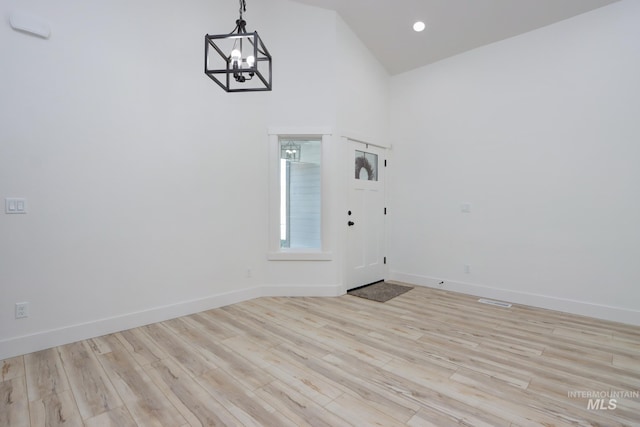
[0,0,272,359]
[389,0,640,325]
[0,0,390,359]
[0,0,335,359]
[265,0,337,128]
[336,15,390,145]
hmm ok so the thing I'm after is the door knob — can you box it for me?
[348,221,355,226]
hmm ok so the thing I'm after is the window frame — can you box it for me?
[268,128,332,261]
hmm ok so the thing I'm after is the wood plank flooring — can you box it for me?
[1,285,639,426]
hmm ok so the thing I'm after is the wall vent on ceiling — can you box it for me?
[478,298,512,308]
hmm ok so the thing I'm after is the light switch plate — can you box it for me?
[5,198,27,214]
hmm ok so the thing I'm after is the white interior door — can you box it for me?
[347,140,386,289]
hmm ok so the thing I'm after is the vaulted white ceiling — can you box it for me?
[291,0,619,75]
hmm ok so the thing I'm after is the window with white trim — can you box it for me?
[268,130,331,261]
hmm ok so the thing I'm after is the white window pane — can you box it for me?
[279,139,321,249]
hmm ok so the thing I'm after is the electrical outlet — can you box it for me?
[246,268,252,278]
[15,302,29,319]
[464,264,471,274]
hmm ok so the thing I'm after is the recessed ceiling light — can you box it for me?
[413,21,426,32]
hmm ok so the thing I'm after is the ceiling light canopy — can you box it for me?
[205,0,272,92]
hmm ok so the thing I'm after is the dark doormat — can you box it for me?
[347,281,413,303]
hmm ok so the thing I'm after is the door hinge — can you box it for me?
[384,257,387,264]
[384,159,387,167]
[384,207,387,215]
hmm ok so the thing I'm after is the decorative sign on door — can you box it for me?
[355,150,378,181]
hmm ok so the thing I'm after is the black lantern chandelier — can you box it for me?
[204,0,272,92]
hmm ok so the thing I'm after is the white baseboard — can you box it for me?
[261,283,345,297]
[0,286,262,360]
[389,271,640,327]
[0,284,345,360]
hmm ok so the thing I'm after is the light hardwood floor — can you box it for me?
[1,285,639,426]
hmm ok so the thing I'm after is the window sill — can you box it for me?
[267,251,333,261]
